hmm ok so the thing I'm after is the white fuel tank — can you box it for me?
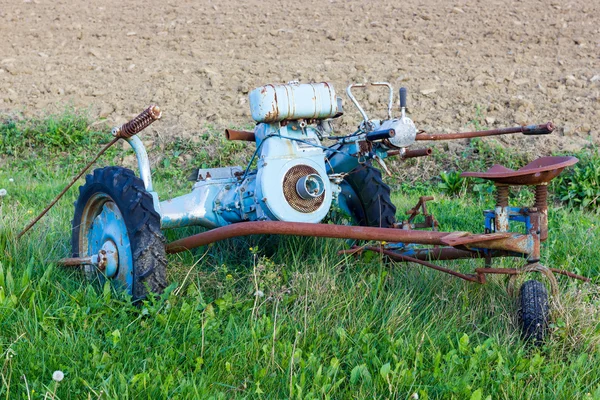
[249,82,339,123]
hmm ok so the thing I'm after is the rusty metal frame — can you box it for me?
[342,246,589,291]
[161,153,589,292]
[396,196,439,230]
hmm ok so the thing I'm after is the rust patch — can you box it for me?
[461,156,578,186]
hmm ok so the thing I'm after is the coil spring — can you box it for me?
[114,105,161,139]
[534,185,548,210]
[495,185,509,208]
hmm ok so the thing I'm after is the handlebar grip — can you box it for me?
[521,122,554,135]
[113,105,162,139]
[399,87,407,109]
[366,128,395,142]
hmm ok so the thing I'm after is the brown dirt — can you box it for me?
[1,0,598,155]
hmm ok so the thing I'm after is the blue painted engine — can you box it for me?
[160,82,345,228]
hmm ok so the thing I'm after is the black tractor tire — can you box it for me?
[519,279,549,344]
[71,166,167,301]
[340,164,397,228]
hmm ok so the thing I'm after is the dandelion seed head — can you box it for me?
[52,370,64,382]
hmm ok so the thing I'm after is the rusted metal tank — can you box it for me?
[249,82,339,123]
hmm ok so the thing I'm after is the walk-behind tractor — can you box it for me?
[26,81,586,342]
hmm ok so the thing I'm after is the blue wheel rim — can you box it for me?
[81,193,134,295]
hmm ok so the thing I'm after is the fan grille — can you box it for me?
[282,165,325,213]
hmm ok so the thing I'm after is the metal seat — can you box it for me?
[461,156,578,186]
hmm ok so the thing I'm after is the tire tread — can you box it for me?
[519,279,549,343]
[71,167,167,301]
[343,164,396,228]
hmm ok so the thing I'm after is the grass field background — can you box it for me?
[0,113,599,399]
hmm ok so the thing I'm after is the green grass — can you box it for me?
[1,113,600,399]
[553,148,600,209]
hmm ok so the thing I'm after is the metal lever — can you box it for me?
[346,82,394,130]
[399,87,407,108]
[399,87,407,119]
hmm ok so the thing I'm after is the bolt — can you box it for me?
[96,250,108,271]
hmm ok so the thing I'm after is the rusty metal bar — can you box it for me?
[166,221,451,254]
[475,267,520,275]
[362,246,481,282]
[388,147,432,159]
[535,185,549,241]
[340,245,517,262]
[364,248,589,284]
[475,267,589,282]
[455,234,530,255]
[18,137,120,239]
[549,268,589,282]
[403,147,432,159]
[57,251,108,272]
[56,256,97,267]
[415,122,554,141]
[57,257,94,266]
[338,246,482,260]
[225,129,256,142]
[402,247,483,261]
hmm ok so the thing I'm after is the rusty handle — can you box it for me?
[522,122,554,135]
[402,148,432,159]
[366,128,395,142]
[388,148,432,159]
[113,105,162,139]
[415,122,554,141]
[225,129,256,142]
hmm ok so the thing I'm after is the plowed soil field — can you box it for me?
[1,0,598,154]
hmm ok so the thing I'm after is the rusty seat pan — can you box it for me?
[461,156,578,185]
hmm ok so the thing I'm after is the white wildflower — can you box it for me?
[254,290,264,297]
[52,370,64,382]
[0,189,7,197]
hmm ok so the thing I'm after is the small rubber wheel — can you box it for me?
[339,164,397,228]
[71,166,167,301]
[519,279,549,343]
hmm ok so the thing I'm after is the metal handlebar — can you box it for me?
[346,82,394,129]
